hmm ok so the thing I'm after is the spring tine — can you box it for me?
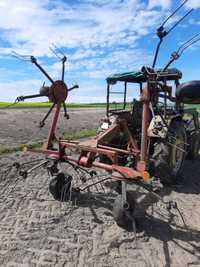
[179,36,200,56]
[60,183,65,203]
[167,8,194,35]
[20,158,44,167]
[63,182,69,202]
[49,45,62,61]
[175,206,188,230]
[91,175,99,192]
[61,182,67,202]
[68,182,73,205]
[161,0,189,28]
[80,177,111,192]
[11,51,32,61]
[177,33,200,54]
[64,180,72,202]
[99,179,106,193]
[51,43,66,58]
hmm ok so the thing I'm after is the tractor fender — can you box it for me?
[148,114,182,139]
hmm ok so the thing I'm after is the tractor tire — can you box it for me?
[151,120,187,184]
[112,192,135,228]
[187,132,200,160]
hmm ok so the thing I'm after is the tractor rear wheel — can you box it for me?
[152,120,187,184]
[187,132,200,160]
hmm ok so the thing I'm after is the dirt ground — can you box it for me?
[0,108,200,267]
[0,108,105,147]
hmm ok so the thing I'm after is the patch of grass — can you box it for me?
[63,129,97,140]
[0,102,107,109]
[0,101,133,110]
[0,142,43,155]
[0,129,97,155]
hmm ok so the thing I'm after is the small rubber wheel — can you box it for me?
[112,192,135,228]
[49,172,72,201]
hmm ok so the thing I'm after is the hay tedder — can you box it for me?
[5,1,200,228]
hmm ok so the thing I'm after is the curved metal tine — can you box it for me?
[166,8,194,35]
[49,45,62,61]
[11,51,32,61]
[177,33,200,54]
[51,43,66,58]
[179,36,200,56]
[161,0,189,28]
[20,158,44,167]
[99,177,106,193]
[90,174,100,193]
[80,177,110,192]
[176,206,188,230]
[63,180,72,203]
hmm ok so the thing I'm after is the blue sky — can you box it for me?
[0,0,200,103]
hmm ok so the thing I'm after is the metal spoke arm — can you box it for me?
[62,56,67,81]
[63,102,69,119]
[39,103,56,128]
[16,94,44,102]
[68,84,79,91]
[30,56,54,84]
[11,52,54,84]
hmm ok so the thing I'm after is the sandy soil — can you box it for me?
[0,108,200,267]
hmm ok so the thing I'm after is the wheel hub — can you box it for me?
[48,80,68,103]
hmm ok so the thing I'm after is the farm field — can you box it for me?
[0,108,200,267]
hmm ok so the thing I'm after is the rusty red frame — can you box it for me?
[33,83,151,183]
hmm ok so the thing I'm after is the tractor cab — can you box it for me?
[105,68,183,117]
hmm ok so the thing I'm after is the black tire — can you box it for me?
[112,192,135,228]
[187,132,200,160]
[49,172,72,201]
[151,120,187,184]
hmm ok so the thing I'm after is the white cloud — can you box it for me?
[186,0,200,9]
[148,0,171,10]
[0,0,182,102]
[0,0,164,57]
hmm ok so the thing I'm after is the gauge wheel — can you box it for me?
[112,192,135,228]
[49,172,72,201]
